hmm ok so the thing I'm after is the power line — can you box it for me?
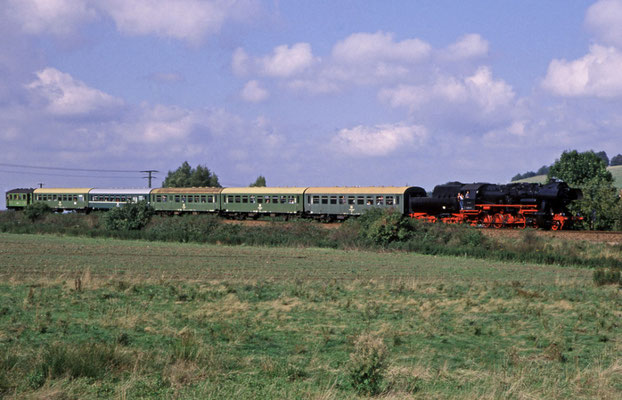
[0,162,139,173]
[0,169,143,179]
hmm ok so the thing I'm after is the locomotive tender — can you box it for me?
[5,181,582,229]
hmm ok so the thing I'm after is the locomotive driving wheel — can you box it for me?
[482,214,493,228]
[515,215,527,229]
[492,213,504,229]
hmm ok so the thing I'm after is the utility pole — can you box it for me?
[38,183,44,188]
[141,170,158,188]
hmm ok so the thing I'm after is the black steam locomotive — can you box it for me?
[409,181,582,230]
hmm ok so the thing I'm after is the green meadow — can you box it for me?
[0,233,620,399]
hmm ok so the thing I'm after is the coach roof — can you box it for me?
[89,188,152,195]
[151,187,223,194]
[221,187,306,195]
[304,186,417,195]
[34,188,92,194]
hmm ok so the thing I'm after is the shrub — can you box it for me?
[348,333,388,395]
[23,202,52,222]
[102,201,154,230]
[593,268,621,286]
[37,342,130,382]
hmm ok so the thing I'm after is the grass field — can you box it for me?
[1,233,621,399]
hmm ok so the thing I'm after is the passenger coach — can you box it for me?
[220,187,306,217]
[33,188,91,212]
[304,186,427,219]
[89,188,152,210]
[6,188,34,210]
[150,187,223,213]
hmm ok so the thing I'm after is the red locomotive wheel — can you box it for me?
[492,214,504,229]
[482,214,493,228]
[515,215,527,229]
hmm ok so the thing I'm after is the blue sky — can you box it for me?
[2,0,622,208]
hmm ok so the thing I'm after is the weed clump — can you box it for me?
[593,268,621,286]
[347,333,388,396]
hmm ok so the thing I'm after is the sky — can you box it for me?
[2,0,622,209]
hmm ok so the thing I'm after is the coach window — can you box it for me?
[339,196,345,204]
[356,196,363,205]
[321,196,328,204]
[289,196,296,204]
[271,196,278,203]
[242,196,248,203]
[366,197,373,205]
[188,196,193,203]
[156,195,161,202]
[386,196,394,205]
[121,196,126,202]
[280,196,286,204]
[174,195,180,202]
[376,196,384,205]
[312,195,320,204]
[249,195,255,204]
[233,195,239,203]
[330,196,337,205]
[396,196,400,204]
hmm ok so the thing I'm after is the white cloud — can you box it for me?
[232,43,316,78]
[332,31,430,64]
[6,0,96,36]
[129,104,194,143]
[232,47,250,76]
[26,67,124,116]
[259,43,316,77]
[7,0,259,42]
[332,124,426,157]
[542,44,622,98]
[441,34,489,60]
[465,67,515,113]
[380,67,514,114]
[585,0,622,47]
[241,80,269,102]
[100,0,227,42]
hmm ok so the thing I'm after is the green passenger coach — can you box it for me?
[304,187,426,218]
[151,187,223,213]
[33,188,91,211]
[6,188,34,210]
[220,187,306,216]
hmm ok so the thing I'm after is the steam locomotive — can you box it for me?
[410,181,582,230]
[5,180,582,230]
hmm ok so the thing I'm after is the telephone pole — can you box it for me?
[141,170,158,188]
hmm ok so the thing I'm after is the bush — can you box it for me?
[102,201,154,230]
[593,268,621,286]
[23,202,52,222]
[348,333,388,395]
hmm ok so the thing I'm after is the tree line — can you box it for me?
[512,151,622,182]
[162,161,265,188]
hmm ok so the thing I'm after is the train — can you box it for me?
[5,180,582,230]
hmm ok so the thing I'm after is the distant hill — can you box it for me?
[513,165,622,189]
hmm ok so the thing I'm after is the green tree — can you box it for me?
[249,175,266,187]
[23,202,52,222]
[548,150,618,230]
[611,154,622,166]
[102,201,154,230]
[595,151,609,166]
[548,150,613,186]
[162,161,221,188]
